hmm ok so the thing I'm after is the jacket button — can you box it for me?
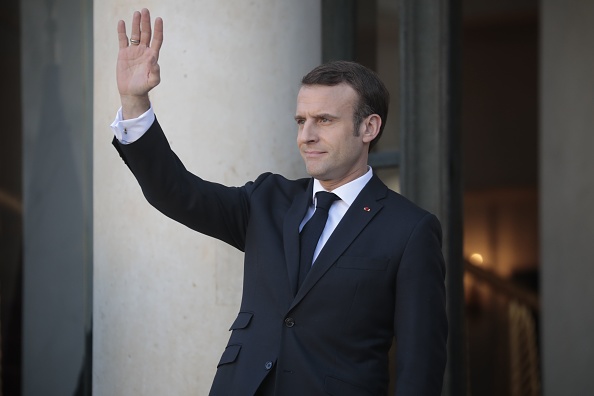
[265,361,273,370]
[284,317,295,327]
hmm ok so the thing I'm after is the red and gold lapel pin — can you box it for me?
[363,207,371,212]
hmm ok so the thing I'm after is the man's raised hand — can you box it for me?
[117,8,163,119]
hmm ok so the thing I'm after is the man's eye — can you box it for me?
[296,119,305,125]
[320,118,330,123]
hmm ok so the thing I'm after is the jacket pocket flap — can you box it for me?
[229,311,254,330]
[336,256,388,271]
[217,344,241,367]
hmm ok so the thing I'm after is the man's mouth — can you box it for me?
[303,149,326,158]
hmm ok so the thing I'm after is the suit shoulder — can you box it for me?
[382,188,441,225]
[246,173,310,196]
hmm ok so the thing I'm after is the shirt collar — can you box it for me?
[312,166,373,207]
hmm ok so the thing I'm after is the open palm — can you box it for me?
[117,9,163,99]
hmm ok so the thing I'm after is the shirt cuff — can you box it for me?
[110,105,156,144]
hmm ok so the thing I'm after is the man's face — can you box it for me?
[295,83,369,190]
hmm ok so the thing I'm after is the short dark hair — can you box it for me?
[301,60,390,150]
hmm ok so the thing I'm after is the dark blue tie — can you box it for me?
[298,191,339,288]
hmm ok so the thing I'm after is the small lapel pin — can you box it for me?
[363,206,371,212]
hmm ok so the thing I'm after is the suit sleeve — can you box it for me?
[112,117,266,251]
[393,213,448,395]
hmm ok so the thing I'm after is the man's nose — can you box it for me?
[299,121,318,143]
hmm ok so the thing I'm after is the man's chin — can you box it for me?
[305,167,330,181]
[306,167,324,180]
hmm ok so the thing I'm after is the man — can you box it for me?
[112,8,447,396]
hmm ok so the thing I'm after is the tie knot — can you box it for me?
[315,191,339,211]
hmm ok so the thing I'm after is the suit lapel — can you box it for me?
[283,180,313,297]
[290,175,388,310]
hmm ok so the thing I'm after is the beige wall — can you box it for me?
[93,1,320,394]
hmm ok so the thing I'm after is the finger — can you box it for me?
[140,8,152,46]
[152,17,164,59]
[117,20,129,49]
[130,10,141,43]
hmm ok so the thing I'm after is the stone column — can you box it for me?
[399,1,464,394]
[541,1,594,395]
[93,1,320,394]
[21,0,93,394]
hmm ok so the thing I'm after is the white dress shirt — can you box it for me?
[110,106,155,144]
[299,168,373,264]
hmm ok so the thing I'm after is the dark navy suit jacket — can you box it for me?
[113,118,448,396]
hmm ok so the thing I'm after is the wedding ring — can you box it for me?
[130,39,140,45]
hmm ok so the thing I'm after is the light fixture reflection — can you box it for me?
[469,253,484,265]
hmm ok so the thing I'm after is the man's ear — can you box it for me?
[361,114,381,144]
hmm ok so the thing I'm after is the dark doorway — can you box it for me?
[0,0,23,394]
[462,2,541,395]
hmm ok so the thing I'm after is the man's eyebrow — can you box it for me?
[294,113,338,120]
[315,113,337,119]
